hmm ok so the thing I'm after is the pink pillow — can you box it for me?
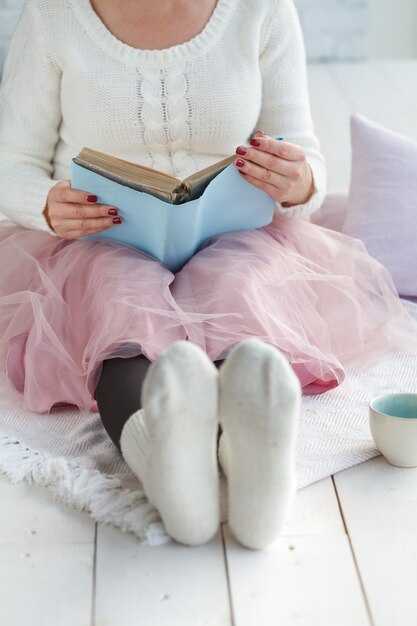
[310,191,348,231]
[342,114,417,297]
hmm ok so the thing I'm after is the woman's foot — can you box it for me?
[120,340,220,546]
[218,337,301,549]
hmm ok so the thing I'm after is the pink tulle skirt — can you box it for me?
[0,211,415,414]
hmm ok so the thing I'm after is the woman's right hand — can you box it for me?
[43,179,122,239]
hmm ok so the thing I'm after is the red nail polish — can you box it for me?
[112,217,122,224]
[250,138,261,147]
[87,195,97,202]
[235,159,245,167]
[236,146,247,155]
[108,208,118,215]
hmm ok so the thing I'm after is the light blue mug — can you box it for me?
[369,393,417,467]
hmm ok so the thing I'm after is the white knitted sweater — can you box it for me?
[0,0,326,235]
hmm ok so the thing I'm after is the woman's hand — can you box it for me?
[234,130,315,207]
[43,179,122,240]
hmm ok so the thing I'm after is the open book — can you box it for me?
[71,145,277,272]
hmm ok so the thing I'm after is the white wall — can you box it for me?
[0,0,24,75]
[368,0,417,58]
[295,0,369,61]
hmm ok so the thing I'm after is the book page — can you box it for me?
[180,155,236,202]
[75,148,181,200]
[75,148,237,204]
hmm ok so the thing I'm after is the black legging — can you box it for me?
[95,353,224,452]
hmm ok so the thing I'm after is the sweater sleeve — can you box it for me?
[0,0,63,234]
[254,0,327,219]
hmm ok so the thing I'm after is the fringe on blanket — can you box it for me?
[0,431,171,546]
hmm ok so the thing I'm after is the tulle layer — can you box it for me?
[0,210,416,415]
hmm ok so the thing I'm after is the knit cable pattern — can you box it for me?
[138,63,194,178]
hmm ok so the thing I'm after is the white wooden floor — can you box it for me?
[1,60,417,626]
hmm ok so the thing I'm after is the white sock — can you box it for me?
[218,337,301,550]
[120,407,152,492]
[120,340,220,546]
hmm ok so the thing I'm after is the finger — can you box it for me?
[238,170,290,204]
[236,147,296,177]
[249,136,305,162]
[252,130,268,138]
[251,130,281,141]
[54,202,119,219]
[57,216,122,232]
[56,184,103,206]
[62,225,114,239]
[55,179,71,189]
[234,158,291,192]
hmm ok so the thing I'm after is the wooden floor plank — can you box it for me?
[224,527,371,626]
[282,476,346,536]
[94,524,233,626]
[0,473,95,544]
[0,543,94,626]
[224,475,371,626]
[334,456,417,626]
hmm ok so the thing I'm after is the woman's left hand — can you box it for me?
[234,130,315,207]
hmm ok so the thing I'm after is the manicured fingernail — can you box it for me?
[87,195,97,202]
[250,138,261,147]
[235,159,245,167]
[236,146,248,155]
[108,208,118,215]
[112,217,122,224]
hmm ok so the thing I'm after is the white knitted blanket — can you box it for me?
[0,299,416,546]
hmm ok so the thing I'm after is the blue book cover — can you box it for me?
[71,148,277,272]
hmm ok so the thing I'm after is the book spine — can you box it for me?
[172,182,191,204]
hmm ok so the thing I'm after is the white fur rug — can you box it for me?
[0,299,416,546]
